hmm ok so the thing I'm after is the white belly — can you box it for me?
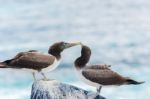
[42,58,61,73]
[76,69,100,88]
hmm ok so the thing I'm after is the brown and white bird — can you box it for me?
[74,44,144,95]
[0,41,80,80]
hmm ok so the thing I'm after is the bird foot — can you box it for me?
[42,78,49,81]
[42,78,54,81]
[94,95,100,99]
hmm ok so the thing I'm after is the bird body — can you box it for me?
[76,64,136,88]
[74,44,144,95]
[0,41,80,80]
[0,51,57,71]
[76,65,119,88]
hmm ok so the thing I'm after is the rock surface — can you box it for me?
[31,80,105,99]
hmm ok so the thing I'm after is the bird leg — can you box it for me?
[97,86,102,95]
[40,72,49,81]
[32,72,36,81]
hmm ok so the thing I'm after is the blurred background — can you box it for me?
[0,0,149,99]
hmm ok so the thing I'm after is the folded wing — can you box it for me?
[82,65,126,85]
[2,52,55,71]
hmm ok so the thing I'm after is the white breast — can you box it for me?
[42,58,61,73]
[76,69,101,88]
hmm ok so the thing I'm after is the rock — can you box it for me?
[31,80,105,99]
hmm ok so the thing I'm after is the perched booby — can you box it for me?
[0,41,80,80]
[74,44,144,95]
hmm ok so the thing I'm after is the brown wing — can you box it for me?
[85,64,111,70]
[6,52,55,71]
[82,65,126,85]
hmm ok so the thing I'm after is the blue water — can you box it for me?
[0,0,150,99]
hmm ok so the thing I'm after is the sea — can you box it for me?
[0,0,149,99]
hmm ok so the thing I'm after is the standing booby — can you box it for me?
[0,41,80,80]
[74,44,144,95]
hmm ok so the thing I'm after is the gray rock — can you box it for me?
[31,80,105,99]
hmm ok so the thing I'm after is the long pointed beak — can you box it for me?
[65,42,81,48]
[80,42,84,46]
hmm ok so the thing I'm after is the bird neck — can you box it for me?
[75,45,91,69]
[74,54,91,69]
[48,49,61,60]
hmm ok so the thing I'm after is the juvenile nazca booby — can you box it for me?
[74,44,144,95]
[0,41,80,80]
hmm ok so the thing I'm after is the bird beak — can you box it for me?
[65,42,81,48]
[80,43,84,46]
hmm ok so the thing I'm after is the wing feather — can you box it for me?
[7,52,55,70]
[84,64,111,70]
[82,65,126,85]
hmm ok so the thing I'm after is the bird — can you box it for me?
[0,41,81,80]
[74,44,144,95]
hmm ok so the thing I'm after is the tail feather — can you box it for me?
[126,79,145,85]
[0,59,13,68]
[0,62,7,68]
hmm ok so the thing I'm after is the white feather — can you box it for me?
[42,58,61,73]
[76,69,100,88]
